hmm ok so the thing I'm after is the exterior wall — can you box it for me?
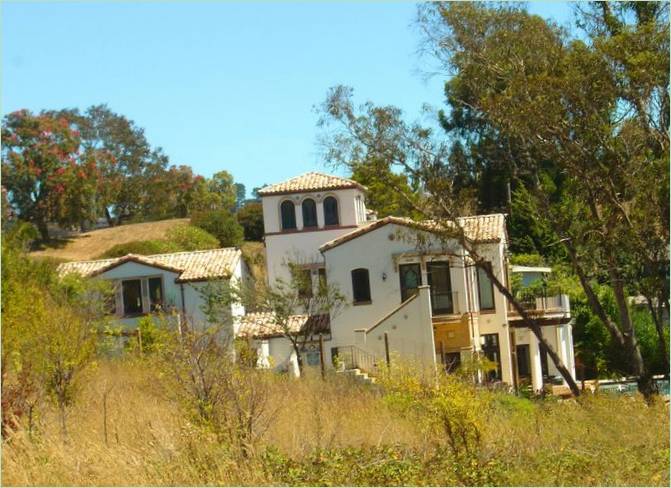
[252,335,334,377]
[262,188,367,286]
[355,286,436,369]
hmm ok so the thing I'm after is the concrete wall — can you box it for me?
[355,285,436,369]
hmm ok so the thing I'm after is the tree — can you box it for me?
[237,202,264,241]
[218,264,345,375]
[234,183,246,210]
[209,170,237,212]
[190,210,244,247]
[1,110,99,240]
[349,160,422,218]
[416,1,669,397]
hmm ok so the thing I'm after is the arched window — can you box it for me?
[324,196,339,226]
[302,198,317,228]
[280,200,296,230]
[351,268,371,304]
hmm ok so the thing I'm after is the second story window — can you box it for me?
[477,263,495,311]
[351,268,371,304]
[302,198,318,228]
[399,263,422,302]
[281,200,296,230]
[324,196,339,226]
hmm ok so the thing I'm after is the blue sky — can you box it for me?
[2,1,573,196]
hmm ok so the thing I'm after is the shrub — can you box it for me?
[98,239,179,258]
[237,202,264,241]
[165,223,221,250]
[190,210,244,247]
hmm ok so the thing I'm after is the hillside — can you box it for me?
[30,218,189,261]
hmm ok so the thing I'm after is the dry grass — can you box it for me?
[30,219,189,261]
[2,358,668,486]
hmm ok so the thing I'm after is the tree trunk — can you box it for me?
[36,219,49,241]
[476,260,581,397]
[647,296,669,378]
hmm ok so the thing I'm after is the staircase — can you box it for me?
[332,345,380,386]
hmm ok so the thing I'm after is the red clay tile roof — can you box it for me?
[238,312,330,339]
[319,214,506,252]
[257,172,365,196]
[57,248,241,283]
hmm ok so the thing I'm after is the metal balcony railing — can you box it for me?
[509,293,569,314]
[430,290,460,316]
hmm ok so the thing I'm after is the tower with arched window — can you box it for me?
[257,172,371,288]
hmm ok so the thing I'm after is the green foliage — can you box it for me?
[350,161,421,218]
[236,202,264,241]
[99,239,179,258]
[165,223,221,250]
[190,210,244,247]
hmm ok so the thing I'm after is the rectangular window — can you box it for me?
[148,277,164,312]
[399,263,422,302]
[122,279,143,316]
[351,268,371,304]
[427,261,453,314]
[297,269,313,298]
[516,344,531,378]
[477,263,495,311]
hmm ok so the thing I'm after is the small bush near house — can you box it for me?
[191,209,244,247]
[98,239,180,258]
[237,202,264,241]
[165,223,221,250]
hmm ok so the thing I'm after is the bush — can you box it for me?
[98,239,179,258]
[97,224,219,258]
[190,210,244,247]
[165,223,220,250]
[237,202,264,241]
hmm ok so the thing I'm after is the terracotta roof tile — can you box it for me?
[238,312,330,339]
[57,248,241,283]
[257,172,365,195]
[319,214,506,252]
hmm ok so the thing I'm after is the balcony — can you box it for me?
[430,290,461,318]
[508,293,571,323]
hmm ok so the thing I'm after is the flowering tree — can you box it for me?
[1,110,100,240]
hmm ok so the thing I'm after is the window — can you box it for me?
[477,263,495,311]
[399,263,422,302]
[482,333,502,381]
[302,198,317,228]
[148,277,163,311]
[427,261,453,314]
[122,279,143,316]
[516,344,530,379]
[304,350,321,367]
[351,268,371,304]
[280,200,296,230]
[324,196,339,226]
[297,268,313,298]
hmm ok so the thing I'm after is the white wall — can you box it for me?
[356,286,436,369]
[261,188,366,234]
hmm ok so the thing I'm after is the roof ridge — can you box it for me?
[146,247,240,259]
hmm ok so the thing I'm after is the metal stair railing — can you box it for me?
[333,345,379,375]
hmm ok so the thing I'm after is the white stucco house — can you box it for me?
[243,171,576,392]
[57,248,247,335]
